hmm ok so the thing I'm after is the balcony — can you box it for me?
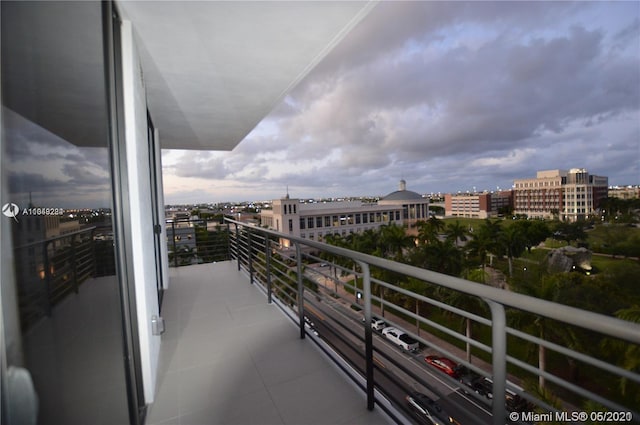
[146,261,391,424]
[211,218,639,424]
[16,218,640,424]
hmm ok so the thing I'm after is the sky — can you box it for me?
[5,1,639,209]
[161,1,640,205]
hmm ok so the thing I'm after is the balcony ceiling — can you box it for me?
[1,1,375,151]
[117,1,376,151]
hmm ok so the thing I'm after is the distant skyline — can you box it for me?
[161,1,639,204]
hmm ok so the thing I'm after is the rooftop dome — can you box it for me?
[381,180,424,201]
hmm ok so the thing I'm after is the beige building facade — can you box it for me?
[260,181,429,244]
[514,169,608,221]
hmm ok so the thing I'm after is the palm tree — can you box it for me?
[416,239,464,276]
[378,223,413,262]
[465,232,493,282]
[445,220,468,247]
[437,282,487,363]
[498,225,526,278]
[416,217,444,245]
[510,275,564,390]
[322,233,351,292]
[613,305,640,400]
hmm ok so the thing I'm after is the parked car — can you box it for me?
[424,356,459,378]
[455,366,491,398]
[304,315,318,336]
[475,377,494,400]
[360,317,387,331]
[405,392,456,425]
[371,319,386,331]
[455,365,480,385]
[381,327,419,352]
[505,386,534,412]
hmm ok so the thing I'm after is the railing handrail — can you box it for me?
[224,217,640,346]
[13,226,97,250]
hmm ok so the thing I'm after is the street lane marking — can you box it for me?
[374,356,386,369]
[304,304,326,322]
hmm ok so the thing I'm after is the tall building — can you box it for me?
[260,180,429,244]
[514,169,608,221]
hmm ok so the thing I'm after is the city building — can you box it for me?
[260,180,429,244]
[513,169,608,221]
[444,190,513,219]
[378,179,431,229]
[445,192,490,219]
[609,185,640,200]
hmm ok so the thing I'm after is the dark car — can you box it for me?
[455,366,492,398]
[455,365,479,385]
[505,388,534,412]
[475,377,494,399]
[405,392,456,425]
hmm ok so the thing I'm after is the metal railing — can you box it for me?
[224,218,640,425]
[166,218,230,267]
[13,226,115,330]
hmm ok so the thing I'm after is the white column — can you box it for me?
[120,19,161,403]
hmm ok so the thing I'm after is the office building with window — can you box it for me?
[513,169,608,221]
[260,180,429,243]
[444,190,513,219]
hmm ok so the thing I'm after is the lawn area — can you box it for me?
[441,216,518,233]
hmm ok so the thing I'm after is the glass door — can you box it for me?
[147,112,164,311]
[0,1,140,423]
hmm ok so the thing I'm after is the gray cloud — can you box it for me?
[163,1,640,203]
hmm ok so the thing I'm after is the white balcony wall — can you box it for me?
[120,19,161,403]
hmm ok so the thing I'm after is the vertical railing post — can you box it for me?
[235,223,241,271]
[247,227,254,284]
[226,222,233,261]
[71,235,78,293]
[487,300,507,425]
[358,261,375,411]
[295,242,305,339]
[90,228,96,277]
[265,237,272,304]
[43,240,52,316]
[172,221,178,267]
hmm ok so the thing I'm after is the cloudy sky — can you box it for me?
[161,1,639,204]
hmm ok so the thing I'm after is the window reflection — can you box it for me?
[1,2,130,424]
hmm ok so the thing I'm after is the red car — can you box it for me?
[425,355,459,378]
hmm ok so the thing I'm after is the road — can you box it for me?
[303,295,494,425]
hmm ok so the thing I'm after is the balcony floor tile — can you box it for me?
[146,261,391,425]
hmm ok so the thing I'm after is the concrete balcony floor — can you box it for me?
[147,261,391,425]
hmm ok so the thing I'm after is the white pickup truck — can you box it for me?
[381,327,419,352]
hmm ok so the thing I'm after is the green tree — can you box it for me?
[498,225,526,278]
[378,223,413,262]
[445,220,468,247]
[410,239,464,276]
[512,220,551,252]
[416,217,445,245]
[553,221,587,245]
[510,275,565,390]
[465,233,493,282]
[437,281,487,363]
[613,305,640,401]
